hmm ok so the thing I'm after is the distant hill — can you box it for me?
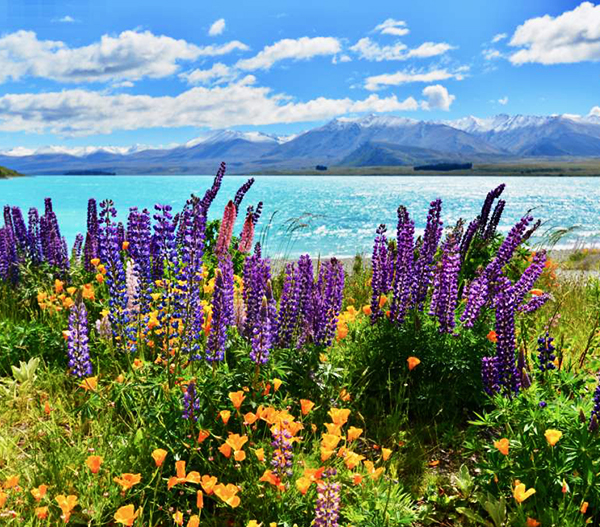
[0,165,24,178]
[3,113,600,174]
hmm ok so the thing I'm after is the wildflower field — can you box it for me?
[1,162,600,526]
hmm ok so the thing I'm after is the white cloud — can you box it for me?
[374,19,410,37]
[350,37,454,61]
[365,68,464,91]
[0,30,249,84]
[407,42,455,58]
[509,2,600,65]
[482,48,503,60]
[492,33,507,43]
[498,96,509,105]
[56,15,77,23]
[590,106,600,117]
[350,38,407,61]
[208,18,226,36]
[421,85,455,111]
[113,80,134,88]
[0,82,421,136]
[236,37,341,71]
[179,63,236,85]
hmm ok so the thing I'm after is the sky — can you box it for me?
[0,0,598,151]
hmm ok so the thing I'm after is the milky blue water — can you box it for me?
[2,175,599,256]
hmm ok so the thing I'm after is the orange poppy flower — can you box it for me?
[31,484,48,501]
[244,412,258,425]
[114,504,139,526]
[96,273,105,284]
[175,460,186,479]
[353,473,363,485]
[514,482,536,503]
[347,426,363,442]
[526,519,541,527]
[273,378,283,392]
[324,422,342,436]
[213,483,241,508]
[219,410,231,425]
[300,399,315,416]
[363,460,384,480]
[259,470,282,488]
[328,408,350,426]
[151,449,167,467]
[197,490,204,509]
[219,443,232,459]
[296,476,312,495]
[362,305,372,315]
[228,391,245,410]
[35,506,49,519]
[197,430,210,444]
[494,438,509,456]
[82,284,95,300]
[344,451,365,470]
[122,241,130,251]
[55,494,78,523]
[90,258,100,267]
[321,447,335,461]
[339,389,351,402]
[79,376,98,391]
[545,429,562,446]
[173,511,184,525]
[254,448,265,462]
[86,455,103,474]
[201,475,217,495]
[0,491,6,508]
[132,359,143,370]
[113,473,142,491]
[54,279,64,293]
[530,289,544,297]
[407,357,421,371]
[487,330,498,343]
[188,515,200,527]
[3,475,19,489]
[382,448,392,461]
[581,502,589,514]
[378,295,387,308]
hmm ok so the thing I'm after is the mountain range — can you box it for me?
[2,113,600,174]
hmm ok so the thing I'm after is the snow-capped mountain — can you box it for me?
[2,112,600,175]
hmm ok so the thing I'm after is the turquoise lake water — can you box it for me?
[1,175,599,256]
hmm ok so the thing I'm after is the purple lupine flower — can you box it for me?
[477,184,505,237]
[216,200,237,256]
[199,161,226,212]
[483,199,506,240]
[370,224,393,322]
[537,332,556,372]
[206,257,234,362]
[297,254,315,342]
[277,263,301,347]
[313,258,345,347]
[238,208,255,253]
[250,297,273,365]
[182,381,201,421]
[252,201,263,226]
[0,226,18,282]
[391,206,415,325]
[27,207,42,263]
[486,215,533,281]
[11,207,29,256]
[314,468,341,527]
[412,199,443,310]
[429,230,461,332]
[523,219,542,243]
[271,422,294,478]
[98,199,130,346]
[481,356,498,396]
[233,178,255,212]
[518,292,550,314]
[39,198,68,270]
[513,251,547,307]
[126,207,152,285]
[66,302,93,378]
[71,233,84,263]
[83,198,99,271]
[490,282,520,396]
[590,373,600,432]
[460,218,479,261]
[242,248,271,338]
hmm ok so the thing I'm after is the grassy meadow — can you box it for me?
[2,165,600,526]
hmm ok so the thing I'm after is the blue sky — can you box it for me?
[0,0,597,150]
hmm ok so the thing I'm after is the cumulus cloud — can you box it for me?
[365,68,464,91]
[374,19,410,37]
[509,2,600,64]
[407,42,455,58]
[350,37,454,61]
[482,48,503,60]
[55,15,77,23]
[498,96,509,105]
[179,63,237,85]
[492,33,507,43]
[0,30,249,83]
[208,18,226,36]
[236,37,341,70]
[421,85,455,111]
[590,106,600,117]
[0,82,421,136]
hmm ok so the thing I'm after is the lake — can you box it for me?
[2,175,599,257]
